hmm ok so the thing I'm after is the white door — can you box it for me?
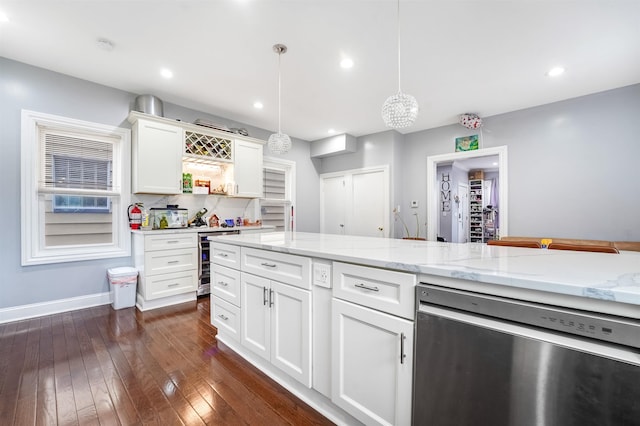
[240,273,270,360]
[320,175,347,235]
[351,170,387,237]
[320,166,389,237]
[456,183,469,243]
[270,281,312,387]
[332,299,413,426]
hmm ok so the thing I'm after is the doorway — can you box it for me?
[426,146,508,242]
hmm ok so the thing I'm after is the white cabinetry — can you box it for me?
[331,261,415,426]
[132,232,198,310]
[240,248,312,387]
[211,244,242,343]
[332,299,413,426]
[234,139,263,197]
[130,116,183,194]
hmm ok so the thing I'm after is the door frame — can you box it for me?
[426,146,508,241]
[320,165,390,237]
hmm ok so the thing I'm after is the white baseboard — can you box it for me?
[0,292,112,324]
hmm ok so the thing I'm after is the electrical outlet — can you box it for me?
[313,262,332,288]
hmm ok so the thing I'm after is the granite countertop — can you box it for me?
[211,232,640,313]
[131,225,275,235]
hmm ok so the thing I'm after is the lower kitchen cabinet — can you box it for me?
[332,298,414,426]
[241,272,312,387]
[133,232,198,310]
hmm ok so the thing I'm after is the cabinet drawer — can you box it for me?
[212,264,241,307]
[241,247,311,290]
[333,262,415,320]
[147,270,197,300]
[211,242,241,269]
[211,296,241,342]
[145,233,197,251]
[144,248,197,276]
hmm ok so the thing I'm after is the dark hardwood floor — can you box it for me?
[0,297,334,425]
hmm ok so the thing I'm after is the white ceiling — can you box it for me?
[2,1,639,142]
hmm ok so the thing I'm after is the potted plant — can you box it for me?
[393,208,427,240]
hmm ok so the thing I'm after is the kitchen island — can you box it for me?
[208,232,640,426]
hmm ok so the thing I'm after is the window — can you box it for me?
[261,158,295,232]
[21,110,131,265]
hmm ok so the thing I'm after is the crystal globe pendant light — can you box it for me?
[268,44,292,154]
[382,0,419,128]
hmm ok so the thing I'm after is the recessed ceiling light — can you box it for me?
[328,128,336,134]
[546,66,565,77]
[0,11,9,22]
[340,58,354,69]
[160,68,173,79]
[253,101,264,109]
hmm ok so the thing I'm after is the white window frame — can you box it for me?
[261,156,296,232]
[21,110,131,265]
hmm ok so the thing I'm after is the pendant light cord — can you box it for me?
[277,51,282,134]
[396,0,402,93]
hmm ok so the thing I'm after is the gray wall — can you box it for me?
[0,57,319,309]
[403,84,640,241]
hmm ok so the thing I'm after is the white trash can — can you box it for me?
[108,267,138,309]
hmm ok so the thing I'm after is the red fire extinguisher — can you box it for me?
[128,204,142,229]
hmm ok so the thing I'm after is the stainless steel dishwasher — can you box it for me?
[413,284,640,426]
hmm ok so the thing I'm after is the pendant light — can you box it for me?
[382,0,419,128]
[268,44,292,154]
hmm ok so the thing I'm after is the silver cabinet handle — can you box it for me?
[355,283,379,292]
[218,253,229,258]
[168,283,179,287]
[263,286,268,306]
[217,281,228,287]
[167,240,179,244]
[167,260,179,264]
[400,332,406,364]
[269,289,274,307]
[261,262,277,268]
[217,314,229,321]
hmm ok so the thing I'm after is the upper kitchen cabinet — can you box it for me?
[129,112,265,197]
[130,113,183,194]
[234,139,263,198]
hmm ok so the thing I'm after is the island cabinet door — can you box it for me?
[270,281,311,388]
[332,298,413,426]
[241,273,271,360]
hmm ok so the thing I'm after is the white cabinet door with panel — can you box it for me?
[332,298,413,426]
[240,272,312,387]
[234,139,263,197]
[131,117,183,194]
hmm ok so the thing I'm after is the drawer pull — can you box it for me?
[355,283,379,292]
[261,262,277,268]
[167,260,179,264]
[218,253,229,258]
[217,281,229,287]
[168,283,179,287]
[167,240,179,244]
[217,314,229,321]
